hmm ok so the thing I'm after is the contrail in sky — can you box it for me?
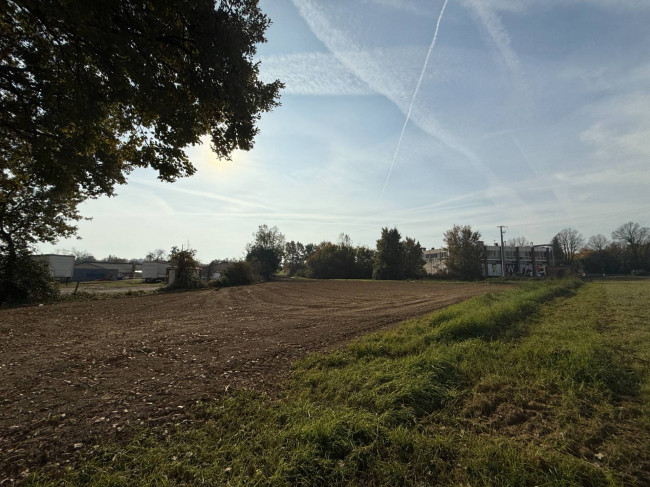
[381,0,449,197]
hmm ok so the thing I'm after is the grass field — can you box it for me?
[27,279,650,486]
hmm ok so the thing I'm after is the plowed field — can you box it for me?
[0,279,495,483]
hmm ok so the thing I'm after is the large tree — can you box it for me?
[373,227,404,280]
[443,224,483,280]
[306,242,353,279]
[283,240,308,277]
[553,227,585,267]
[611,221,650,270]
[373,228,425,280]
[144,249,169,263]
[246,224,285,280]
[0,0,282,269]
[168,247,202,289]
[305,238,373,280]
[403,237,426,279]
[585,234,610,274]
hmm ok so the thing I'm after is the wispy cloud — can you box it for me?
[460,0,519,76]
[579,93,650,162]
[381,0,449,196]
[290,1,497,180]
[361,0,435,15]
[487,0,650,14]
[129,177,274,211]
[259,52,373,95]
[459,0,532,117]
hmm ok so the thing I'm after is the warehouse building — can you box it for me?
[73,262,140,281]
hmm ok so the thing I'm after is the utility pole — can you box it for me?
[497,225,507,277]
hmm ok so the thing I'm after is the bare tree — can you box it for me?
[144,249,168,263]
[587,234,609,252]
[505,236,531,247]
[56,247,96,264]
[611,222,650,266]
[554,228,585,266]
[587,234,610,274]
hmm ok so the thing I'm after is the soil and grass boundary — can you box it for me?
[25,278,650,485]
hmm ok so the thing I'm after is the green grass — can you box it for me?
[27,279,650,486]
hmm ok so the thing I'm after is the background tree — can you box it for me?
[551,235,564,266]
[144,249,169,263]
[246,225,285,280]
[506,236,531,247]
[99,255,130,263]
[587,234,609,254]
[611,221,650,271]
[584,234,610,274]
[305,240,374,279]
[373,228,404,280]
[580,238,622,275]
[306,242,352,279]
[56,248,96,264]
[283,240,308,277]
[403,237,426,279]
[553,228,585,267]
[444,224,483,280]
[167,248,202,290]
[221,261,253,286]
[206,259,228,279]
[0,0,282,300]
[354,246,375,279]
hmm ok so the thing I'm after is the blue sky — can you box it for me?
[40,0,650,262]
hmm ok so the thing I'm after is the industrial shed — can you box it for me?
[73,263,118,281]
[73,262,138,281]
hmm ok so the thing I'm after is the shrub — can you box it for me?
[166,249,203,290]
[221,261,253,286]
[0,252,60,304]
[630,269,649,276]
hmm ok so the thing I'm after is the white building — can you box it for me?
[423,244,553,277]
[422,248,449,275]
[33,254,75,281]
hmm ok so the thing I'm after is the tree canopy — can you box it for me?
[0,0,282,260]
[611,222,649,269]
[372,228,424,280]
[305,237,374,280]
[373,228,404,280]
[1,0,282,193]
[444,224,483,280]
[553,228,585,267]
[246,224,285,280]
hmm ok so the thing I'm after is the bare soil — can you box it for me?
[58,280,164,295]
[0,279,492,483]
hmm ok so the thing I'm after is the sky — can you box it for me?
[39,0,650,262]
